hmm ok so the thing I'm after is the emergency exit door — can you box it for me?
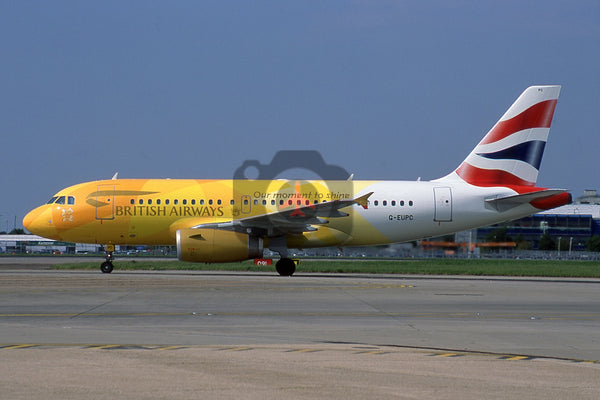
[241,195,251,214]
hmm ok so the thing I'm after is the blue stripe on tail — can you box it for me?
[476,140,546,170]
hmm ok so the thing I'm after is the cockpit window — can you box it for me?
[46,195,74,205]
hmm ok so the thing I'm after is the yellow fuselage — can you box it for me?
[23,178,388,249]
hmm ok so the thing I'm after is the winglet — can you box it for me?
[354,192,373,209]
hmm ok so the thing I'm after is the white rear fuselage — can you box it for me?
[327,180,540,247]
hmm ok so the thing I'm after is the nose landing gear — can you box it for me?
[100,245,115,274]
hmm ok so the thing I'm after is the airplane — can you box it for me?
[23,85,570,276]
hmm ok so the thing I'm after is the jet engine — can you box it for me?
[176,228,263,263]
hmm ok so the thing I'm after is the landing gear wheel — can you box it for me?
[100,261,114,274]
[275,258,296,276]
[101,247,115,274]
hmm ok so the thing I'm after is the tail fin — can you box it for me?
[441,85,561,187]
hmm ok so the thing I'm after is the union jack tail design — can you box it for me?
[443,85,561,187]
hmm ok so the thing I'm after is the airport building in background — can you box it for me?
[476,190,600,251]
[0,235,101,255]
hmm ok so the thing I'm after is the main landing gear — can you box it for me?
[275,258,296,276]
[100,245,115,274]
[269,237,296,277]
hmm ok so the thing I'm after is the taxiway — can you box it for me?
[1,261,599,399]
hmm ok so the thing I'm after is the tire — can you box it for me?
[275,258,296,276]
[100,261,114,274]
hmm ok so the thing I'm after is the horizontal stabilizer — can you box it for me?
[485,189,568,212]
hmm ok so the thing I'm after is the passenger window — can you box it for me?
[230,200,235,205]
[148,199,152,205]
[139,199,144,205]
[200,200,204,205]
[262,200,267,205]
[391,200,396,206]
[183,199,187,205]
[400,200,405,206]
[383,200,387,206]
[157,199,161,205]
[47,197,58,204]
[191,200,195,205]
[254,199,258,205]
[130,199,135,205]
[374,200,379,206]
[174,199,179,205]
[165,199,170,205]
[55,196,66,205]
[217,199,222,205]
[209,199,213,205]
[409,200,414,206]
[271,200,276,205]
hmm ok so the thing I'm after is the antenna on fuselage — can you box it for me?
[111,172,119,180]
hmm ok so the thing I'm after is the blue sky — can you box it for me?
[1,1,599,231]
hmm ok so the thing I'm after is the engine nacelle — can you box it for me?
[176,228,263,263]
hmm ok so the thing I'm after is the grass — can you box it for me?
[51,258,600,278]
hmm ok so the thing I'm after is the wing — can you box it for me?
[191,192,373,237]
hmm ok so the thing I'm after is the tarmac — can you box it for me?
[1,257,599,399]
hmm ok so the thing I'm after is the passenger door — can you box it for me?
[433,187,452,222]
[95,185,115,220]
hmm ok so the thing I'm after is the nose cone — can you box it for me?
[23,206,58,239]
[22,208,39,232]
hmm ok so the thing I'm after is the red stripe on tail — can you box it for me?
[455,163,535,187]
[480,99,557,145]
